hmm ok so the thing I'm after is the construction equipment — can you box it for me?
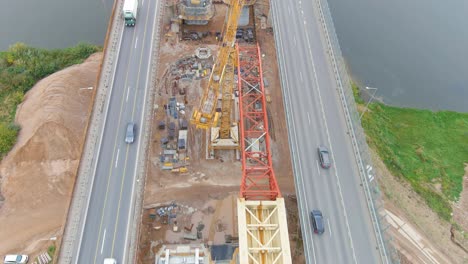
[190,0,244,151]
[236,45,291,263]
[190,0,292,262]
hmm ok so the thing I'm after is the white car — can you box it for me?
[104,258,117,264]
[3,254,28,264]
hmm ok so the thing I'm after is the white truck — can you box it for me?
[123,0,138,27]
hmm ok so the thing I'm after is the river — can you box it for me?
[1,0,466,112]
[327,0,468,112]
[0,0,113,51]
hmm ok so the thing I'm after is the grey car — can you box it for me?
[125,122,136,144]
[318,146,331,169]
[311,209,325,235]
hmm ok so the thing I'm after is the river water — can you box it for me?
[0,0,113,50]
[327,0,468,112]
[1,0,466,112]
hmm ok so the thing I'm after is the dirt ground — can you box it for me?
[452,165,468,248]
[372,147,468,263]
[0,53,102,259]
[1,1,465,264]
[137,1,298,263]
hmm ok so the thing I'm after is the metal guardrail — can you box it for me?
[314,0,400,263]
[127,0,165,262]
[57,0,124,262]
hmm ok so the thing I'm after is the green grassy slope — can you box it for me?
[355,84,468,220]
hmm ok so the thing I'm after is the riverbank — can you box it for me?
[0,49,102,258]
[354,83,468,261]
[356,83,468,221]
[0,43,101,157]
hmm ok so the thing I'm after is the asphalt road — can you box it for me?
[271,0,382,263]
[75,0,158,263]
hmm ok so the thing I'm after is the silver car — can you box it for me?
[318,146,331,169]
[125,122,136,144]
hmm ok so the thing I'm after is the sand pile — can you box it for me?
[0,52,102,255]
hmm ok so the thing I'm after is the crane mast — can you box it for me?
[190,1,292,262]
[190,0,244,135]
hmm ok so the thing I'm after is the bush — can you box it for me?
[351,82,364,104]
[48,244,56,257]
[0,42,101,157]
[0,123,19,156]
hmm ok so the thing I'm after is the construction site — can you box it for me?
[3,0,467,263]
[136,0,300,263]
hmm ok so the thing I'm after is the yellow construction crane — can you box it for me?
[191,1,292,263]
[190,0,245,150]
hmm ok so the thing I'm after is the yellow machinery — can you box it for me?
[191,1,292,263]
[190,0,245,150]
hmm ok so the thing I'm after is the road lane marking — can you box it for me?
[126,87,130,102]
[115,148,120,168]
[293,35,296,47]
[111,143,131,256]
[75,24,126,264]
[271,2,317,263]
[307,111,311,125]
[123,0,160,260]
[327,219,331,237]
[316,160,320,175]
[135,38,138,49]
[92,13,140,264]
[301,9,359,264]
[300,71,303,83]
[101,229,106,254]
[111,0,153,257]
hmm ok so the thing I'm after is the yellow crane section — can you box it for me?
[190,0,245,131]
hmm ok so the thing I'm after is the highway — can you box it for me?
[271,0,382,263]
[74,0,159,263]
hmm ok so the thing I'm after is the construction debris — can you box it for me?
[155,203,178,219]
[32,252,52,264]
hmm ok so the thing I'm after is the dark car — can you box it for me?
[125,122,136,144]
[318,146,331,169]
[311,209,325,235]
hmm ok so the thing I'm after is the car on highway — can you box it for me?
[3,254,29,264]
[311,209,325,235]
[125,122,136,144]
[104,258,117,264]
[317,146,331,169]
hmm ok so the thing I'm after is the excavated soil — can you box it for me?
[0,52,102,257]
